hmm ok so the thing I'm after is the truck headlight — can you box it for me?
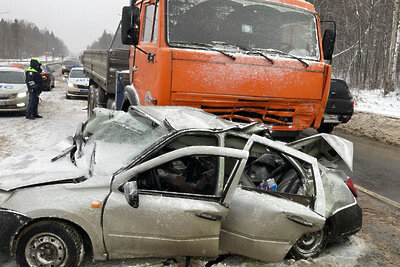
[17,92,27,98]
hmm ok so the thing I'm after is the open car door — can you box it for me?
[102,146,248,259]
[220,135,326,263]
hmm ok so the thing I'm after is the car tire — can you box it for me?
[317,123,335,134]
[289,225,330,260]
[14,221,84,267]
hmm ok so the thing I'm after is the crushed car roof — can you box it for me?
[129,106,265,132]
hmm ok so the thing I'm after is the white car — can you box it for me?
[0,67,28,113]
[0,107,361,266]
[66,67,89,98]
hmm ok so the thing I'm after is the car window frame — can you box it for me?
[113,146,248,204]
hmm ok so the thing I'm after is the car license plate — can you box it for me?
[80,89,88,93]
[324,114,339,120]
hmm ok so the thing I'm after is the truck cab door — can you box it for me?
[133,0,160,106]
[102,146,248,259]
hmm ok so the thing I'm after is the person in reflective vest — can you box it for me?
[25,58,43,119]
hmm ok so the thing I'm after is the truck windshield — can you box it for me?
[0,71,25,84]
[167,0,320,60]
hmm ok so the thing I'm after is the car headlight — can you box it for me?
[17,92,27,98]
[68,82,75,88]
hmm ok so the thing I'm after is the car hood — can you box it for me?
[0,83,27,94]
[69,78,89,86]
[287,133,353,171]
[0,141,87,191]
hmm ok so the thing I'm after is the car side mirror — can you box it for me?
[322,28,336,63]
[123,181,139,208]
[121,6,140,45]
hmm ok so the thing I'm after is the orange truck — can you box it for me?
[83,0,336,138]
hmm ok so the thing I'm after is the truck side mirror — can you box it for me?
[121,6,140,45]
[124,181,139,208]
[322,28,336,62]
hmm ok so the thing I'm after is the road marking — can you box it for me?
[355,184,400,210]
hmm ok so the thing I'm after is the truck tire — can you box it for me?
[317,123,336,134]
[87,85,98,118]
[97,87,107,108]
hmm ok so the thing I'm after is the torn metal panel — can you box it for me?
[287,133,353,171]
[220,188,325,263]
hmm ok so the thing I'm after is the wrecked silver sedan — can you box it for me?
[0,106,361,266]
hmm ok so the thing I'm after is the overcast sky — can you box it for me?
[0,0,129,56]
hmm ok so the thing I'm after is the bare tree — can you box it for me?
[384,0,399,94]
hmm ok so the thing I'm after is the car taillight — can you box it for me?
[352,101,355,108]
[345,177,358,197]
[42,74,48,78]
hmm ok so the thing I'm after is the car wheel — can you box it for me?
[289,225,329,260]
[15,221,84,267]
[317,123,335,134]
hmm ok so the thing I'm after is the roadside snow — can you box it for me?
[0,79,87,161]
[335,89,400,146]
[352,89,400,119]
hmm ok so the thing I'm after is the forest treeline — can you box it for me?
[0,19,68,60]
[309,0,399,91]
[86,30,114,50]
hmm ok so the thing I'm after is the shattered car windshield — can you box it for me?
[75,111,170,176]
[167,0,320,60]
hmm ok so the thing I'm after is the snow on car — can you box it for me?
[0,106,362,266]
[66,67,89,99]
[0,67,28,113]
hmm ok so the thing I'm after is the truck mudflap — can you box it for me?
[327,203,362,241]
[0,208,31,255]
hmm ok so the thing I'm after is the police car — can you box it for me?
[0,67,28,113]
[66,67,89,99]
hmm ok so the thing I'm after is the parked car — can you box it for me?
[0,67,28,114]
[8,62,30,70]
[41,64,55,91]
[66,67,89,98]
[318,79,354,133]
[61,58,80,75]
[0,106,361,266]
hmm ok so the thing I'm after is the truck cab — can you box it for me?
[85,0,336,138]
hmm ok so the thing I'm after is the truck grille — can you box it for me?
[201,105,294,126]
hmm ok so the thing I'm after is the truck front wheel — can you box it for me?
[87,85,98,118]
[317,123,336,133]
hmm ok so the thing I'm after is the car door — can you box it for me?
[102,146,248,259]
[133,0,160,105]
[219,134,326,263]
